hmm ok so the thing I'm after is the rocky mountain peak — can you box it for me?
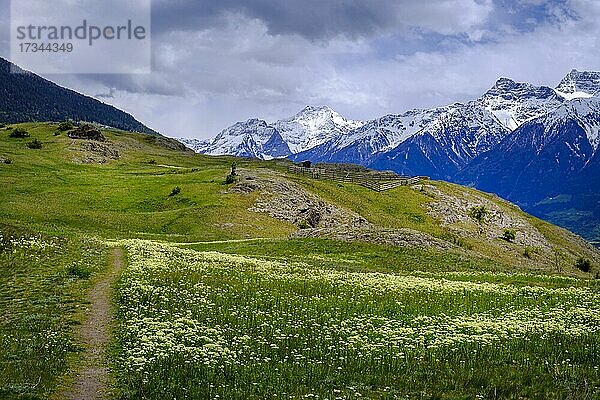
[484,78,556,101]
[556,69,600,97]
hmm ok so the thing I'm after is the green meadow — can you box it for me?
[0,123,598,399]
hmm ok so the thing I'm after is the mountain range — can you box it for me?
[0,58,157,135]
[183,69,600,244]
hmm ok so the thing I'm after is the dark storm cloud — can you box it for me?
[151,0,399,40]
[150,0,498,41]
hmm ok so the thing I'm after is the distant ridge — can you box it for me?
[0,58,157,135]
[182,70,600,244]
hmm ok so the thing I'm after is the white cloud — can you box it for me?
[33,0,600,140]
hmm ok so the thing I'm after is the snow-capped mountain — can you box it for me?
[459,96,600,200]
[177,137,210,153]
[291,77,571,174]
[292,101,510,177]
[179,69,600,243]
[197,119,285,159]
[477,78,564,131]
[368,102,510,179]
[184,70,599,173]
[273,106,363,154]
[290,109,442,165]
[555,69,600,99]
[183,106,363,159]
[457,96,600,242]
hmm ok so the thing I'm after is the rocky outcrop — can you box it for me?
[230,170,369,230]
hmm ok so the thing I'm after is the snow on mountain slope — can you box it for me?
[200,118,287,159]
[478,78,564,131]
[457,97,600,207]
[290,109,446,164]
[178,137,210,153]
[294,101,510,173]
[183,69,600,166]
[556,69,600,98]
[537,97,600,153]
[185,106,362,159]
[366,101,510,179]
[273,106,363,153]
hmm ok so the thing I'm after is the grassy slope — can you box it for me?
[0,122,599,398]
[0,123,294,241]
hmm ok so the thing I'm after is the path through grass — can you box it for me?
[60,248,124,400]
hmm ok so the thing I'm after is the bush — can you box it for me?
[575,257,592,273]
[468,205,488,224]
[26,139,42,149]
[67,264,91,279]
[9,128,29,138]
[298,220,311,229]
[225,174,236,184]
[57,121,74,131]
[169,186,181,196]
[502,229,516,242]
[1,157,11,165]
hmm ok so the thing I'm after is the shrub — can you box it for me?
[575,257,592,273]
[502,229,516,242]
[67,264,91,279]
[468,205,488,224]
[169,186,181,196]
[147,159,157,165]
[298,220,311,229]
[9,128,29,138]
[225,174,236,184]
[27,139,42,149]
[57,121,74,131]
[1,157,11,165]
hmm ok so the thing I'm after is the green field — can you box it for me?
[0,123,599,399]
[114,239,600,399]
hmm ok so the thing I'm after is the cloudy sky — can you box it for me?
[1,0,599,138]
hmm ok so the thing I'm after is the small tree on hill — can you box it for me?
[502,229,516,242]
[575,257,592,273]
[468,205,488,224]
[58,121,74,131]
[26,139,42,149]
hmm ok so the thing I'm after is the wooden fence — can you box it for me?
[288,165,421,192]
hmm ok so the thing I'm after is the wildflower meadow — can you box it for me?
[114,240,600,399]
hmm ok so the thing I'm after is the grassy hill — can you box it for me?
[1,122,599,399]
